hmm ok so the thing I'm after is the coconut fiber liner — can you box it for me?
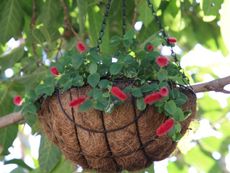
[38,85,196,173]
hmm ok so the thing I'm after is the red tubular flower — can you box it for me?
[111,86,128,101]
[146,43,154,52]
[156,56,169,67]
[76,41,87,53]
[50,66,59,76]
[69,96,86,107]
[156,125,167,137]
[167,37,177,44]
[13,95,23,106]
[144,92,162,104]
[164,118,175,129]
[159,87,169,97]
[156,118,175,137]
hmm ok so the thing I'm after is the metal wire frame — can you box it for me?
[55,89,164,162]
[52,84,197,164]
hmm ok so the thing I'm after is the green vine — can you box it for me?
[20,29,191,141]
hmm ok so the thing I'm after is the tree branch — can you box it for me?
[0,76,230,129]
[191,76,230,94]
[0,111,24,129]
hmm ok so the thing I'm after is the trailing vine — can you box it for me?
[15,29,192,141]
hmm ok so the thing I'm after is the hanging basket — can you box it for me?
[18,0,198,172]
[38,84,196,172]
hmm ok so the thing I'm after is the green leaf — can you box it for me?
[0,46,25,70]
[168,160,188,173]
[124,29,136,40]
[137,1,152,27]
[72,54,84,69]
[87,73,100,87]
[164,100,177,115]
[99,79,111,89]
[79,100,93,112]
[163,0,182,32]
[87,5,102,46]
[174,92,188,106]
[94,101,105,111]
[174,123,182,132]
[22,102,37,127]
[36,0,62,40]
[39,135,61,173]
[157,69,168,82]
[77,0,87,36]
[145,163,155,173]
[168,122,183,142]
[4,159,33,171]
[123,86,133,93]
[0,0,24,43]
[72,75,84,87]
[184,146,218,172]
[110,35,122,46]
[89,63,98,74]
[11,167,25,173]
[50,157,74,173]
[124,67,138,78]
[89,88,103,99]
[0,125,18,155]
[59,73,83,90]
[35,83,55,97]
[93,97,110,111]
[174,108,184,121]
[168,121,181,135]
[131,88,143,97]
[109,63,123,75]
[201,0,223,21]
[141,83,159,93]
[88,5,111,53]
[136,98,146,111]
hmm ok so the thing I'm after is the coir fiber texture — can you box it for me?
[38,86,196,173]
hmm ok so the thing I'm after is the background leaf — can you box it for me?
[38,135,61,173]
[0,0,24,43]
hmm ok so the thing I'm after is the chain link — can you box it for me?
[96,0,112,52]
[122,0,126,36]
[145,0,168,40]
[145,0,191,88]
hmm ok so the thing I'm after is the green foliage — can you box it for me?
[19,31,189,145]
[0,0,24,43]
[38,136,61,173]
[164,100,177,115]
[0,0,229,173]
[0,125,18,155]
[4,159,33,171]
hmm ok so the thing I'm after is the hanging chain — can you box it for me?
[146,0,167,40]
[96,0,112,52]
[145,0,192,88]
[122,0,126,36]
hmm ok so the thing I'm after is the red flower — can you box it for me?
[69,96,86,107]
[13,95,23,106]
[144,92,162,104]
[111,86,128,101]
[146,43,154,52]
[159,87,169,97]
[50,67,59,76]
[167,37,177,44]
[156,56,169,67]
[76,41,87,53]
[156,118,175,137]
